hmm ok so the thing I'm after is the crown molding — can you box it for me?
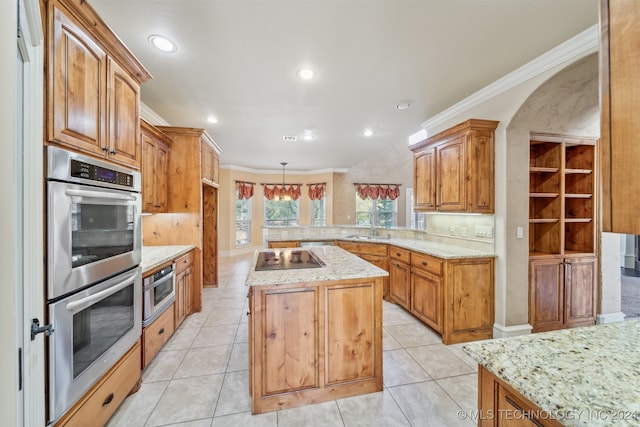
[421,24,599,131]
[222,164,349,175]
[140,102,171,126]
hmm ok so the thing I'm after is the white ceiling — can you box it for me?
[90,0,598,171]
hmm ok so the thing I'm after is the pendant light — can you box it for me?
[280,162,291,201]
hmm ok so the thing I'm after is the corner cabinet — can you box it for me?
[600,0,640,234]
[141,119,171,213]
[411,119,498,213]
[45,0,152,169]
[528,134,597,333]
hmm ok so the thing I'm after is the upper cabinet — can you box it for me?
[44,0,152,169]
[141,119,172,213]
[411,119,498,213]
[201,141,219,186]
[600,0,640,234]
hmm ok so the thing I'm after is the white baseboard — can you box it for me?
[493,323,533,339]
[596,312,626,324]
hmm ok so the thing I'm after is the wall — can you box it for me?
[218,166,337,255]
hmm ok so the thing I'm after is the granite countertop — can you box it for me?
[245,246,389,287]
[141,245,196,274]
[463,320,640,426]
[268,235,494,259]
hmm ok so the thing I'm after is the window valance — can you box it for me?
[236,180,255,200]
[354,183,401,200]
[307,183,326,200]
[262,183,302,201]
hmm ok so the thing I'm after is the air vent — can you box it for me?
[282,136,297,142]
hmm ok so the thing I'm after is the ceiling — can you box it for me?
[90,0,598,171]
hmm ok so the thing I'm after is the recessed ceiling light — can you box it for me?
[302,133,314,141]
[148,34,177,53]
[297,68,315,80]
[363,129,373,137]
[396,101,412,110]
[207,116,218,124]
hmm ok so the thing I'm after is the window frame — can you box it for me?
[235,189,252,246]
[264,197,300,227]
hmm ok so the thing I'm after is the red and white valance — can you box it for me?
[262,184,302,201]
[236,181,255,200]
[355,183,401,200]
[307,183,326,200]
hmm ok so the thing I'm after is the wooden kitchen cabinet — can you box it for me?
[142,303,175,368]
[174,250,195,328]
[528,134,597,333]
[201,141,219,185]
[389,246,411,310]
[141,119,171,213]
[45,0,151,169]
[267,240,300,249]
[410,264,442,333]
[600,0,640,234]
[336,241,389,299]
[248,276,383,414]
[411,119,498,213]
[529,255,596,333]
[54,343,141,427]
[478,366,562,427]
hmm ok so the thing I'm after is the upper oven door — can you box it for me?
[48,180,141,300]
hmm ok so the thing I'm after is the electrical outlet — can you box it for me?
[474,226,494,238]
[516,227,524,239]
[449,225,455,235]
[461,227,468,237]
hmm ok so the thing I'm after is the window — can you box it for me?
[235,189,251,246]
[355,195,397,227]
[264,198,299,226]
[311,196,326,226]
[406,188,427,230]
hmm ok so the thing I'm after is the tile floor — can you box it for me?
[108,253,479,427]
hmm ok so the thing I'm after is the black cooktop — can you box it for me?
[255,249,326,271]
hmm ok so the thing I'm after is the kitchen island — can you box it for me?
[245,246,388,414]
[463,320,640,426]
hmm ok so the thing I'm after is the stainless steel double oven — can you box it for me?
[46,146,142,424]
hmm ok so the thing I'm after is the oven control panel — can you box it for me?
[70,159,134,188]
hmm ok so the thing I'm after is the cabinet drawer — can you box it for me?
[389,246,411,264]
[268,240,299,248]
[338,241,387,257]
[411,252,443,276]
[57,343,141,427]
[175,250,194,274]
[143,304,175,368]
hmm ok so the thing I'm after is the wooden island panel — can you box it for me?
[248,277,383,414]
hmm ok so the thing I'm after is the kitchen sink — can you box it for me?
[345,234,391,240]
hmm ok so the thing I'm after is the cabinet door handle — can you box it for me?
[422,261,428,266]
[102,393,114,406]
[159,328,165,335]
[110,149,117,155]
[102,146,109,152]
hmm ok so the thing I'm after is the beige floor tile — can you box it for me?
[235,322,248,343]
[382,306,418,327]
[214,371,251,417]
[382,328,402,351]
[405,344,475,379]
[337,389,410,426]
[161,419,213,427]
[211,411,277,427]
[206,297,247,310]
[447,343,480,372]
[383,349,431,387]
[174,345,232,379]
[204,308,242,326]
[143,349,187,383]
[227,342,248,372]
[191,325,238,347]
[146,374,224,426]
[277,400,343,427]
[388,381,475,427]
[436,373,478,417]
[384,323,441,348]
[106,381,168,427]
[162,327,199,351]
[180,311,211,329]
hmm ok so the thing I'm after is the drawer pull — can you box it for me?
[422,261,428,266]
[396,252,401,257]
[159,328,165,335]
[102,393,114,406]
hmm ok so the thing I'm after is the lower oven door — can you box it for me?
[48,267,141,424]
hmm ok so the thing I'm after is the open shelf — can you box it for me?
[529,218,559,223]
[565,168,592,174]
[530,192,560,198]
[565,193,593,198]
[564,218,592,223]
[530,166,560,173]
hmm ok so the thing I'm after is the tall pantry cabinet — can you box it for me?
[528,134,597,333]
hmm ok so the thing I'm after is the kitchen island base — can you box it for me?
[248,276,383,414]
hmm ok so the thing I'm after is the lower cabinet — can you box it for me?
[267,240,300,248]
[54,342,141,427]
[175,250,195,328]
[142,304,175,368]
[336,241,389,299]
[478,366,562,427]
[248,277,383,414]
[529,254,596,333]
[389,258,411,310]
[410,266,443,333]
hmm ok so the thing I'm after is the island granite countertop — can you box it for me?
[463,320,640,426]
[245,246,388,287]
[141,245,196,274]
